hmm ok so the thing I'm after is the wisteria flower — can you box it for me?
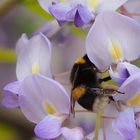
[109,62,140,86]
[19,74,85,139]
[38,0,128,27]
[86,11,140,104]
[86,11,140,71]
[2,33,52,108]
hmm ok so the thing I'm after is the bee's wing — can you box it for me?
[70,63,80,87]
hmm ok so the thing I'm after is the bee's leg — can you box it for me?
[102,86,125,95]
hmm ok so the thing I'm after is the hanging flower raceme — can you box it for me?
[37,0,128,27]
[110,63,140,104]
[19,74,85,140]
[2,33,52,108]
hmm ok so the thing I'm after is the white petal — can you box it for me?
[16,33,52,80]
[62,127,85,140]
[19,75,70,123]
[86,11,140,71]
[16,33,29,58]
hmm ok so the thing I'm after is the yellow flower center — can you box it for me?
[87,0,100,10]
[32,63,39,74]
[127,93,140,106]
[43,101,59,115]
[110,41,123,62]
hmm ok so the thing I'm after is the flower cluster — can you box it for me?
[2,0,140,140]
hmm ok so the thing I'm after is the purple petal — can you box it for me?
[74,4,93,27]
[122,62,140,76]
[109,62,131,86]
[4,81,20,95]
[19,75,70,123]
[112,108,137,140]
[113,72,140,101]
[117,62,130,78]
[61,127,85,140]
[109,62,139,86]
[2,81,21,108]
[16,33,52,80]
[34,115,62,139]
[74,10,84,27]
[2,91,19,108]
[49,3,71,23]
[109,66,127,86]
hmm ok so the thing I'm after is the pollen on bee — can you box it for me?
[72,86,86,101]
[32,63,39,74]
[75,57,86,64]
[110,41,123,62]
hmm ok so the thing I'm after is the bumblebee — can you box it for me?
[70,54,117,113]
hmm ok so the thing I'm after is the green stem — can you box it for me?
[0,48,16,63]
[0,0,20,16]
[93,111,102,140]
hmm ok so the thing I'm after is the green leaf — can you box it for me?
[22,0,53,20]
[0,49,16,63]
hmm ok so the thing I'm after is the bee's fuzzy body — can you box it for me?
[70,54,113,111]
